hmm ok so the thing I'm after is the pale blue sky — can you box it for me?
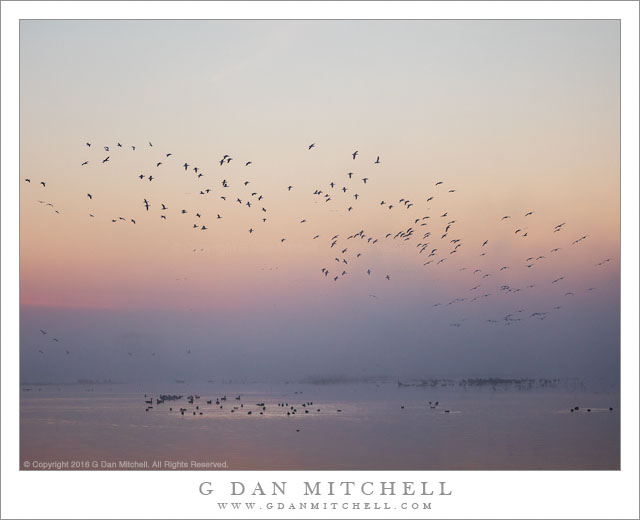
[19,20,620,384]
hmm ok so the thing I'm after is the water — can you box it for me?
[20,381,619,470]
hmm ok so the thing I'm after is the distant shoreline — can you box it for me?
[21,380,124,387]
[20,376,589,388]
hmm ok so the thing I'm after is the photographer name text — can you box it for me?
[199,480,452,497]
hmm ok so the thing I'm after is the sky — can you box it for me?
[19,20,620,384]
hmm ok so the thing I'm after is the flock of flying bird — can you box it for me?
[25,138,614,357]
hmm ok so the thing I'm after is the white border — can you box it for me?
[2,2,638,519]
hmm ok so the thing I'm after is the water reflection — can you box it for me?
[20,381,619,470]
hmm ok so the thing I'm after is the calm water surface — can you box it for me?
[20,382,619,470]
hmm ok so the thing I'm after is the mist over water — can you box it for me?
[20,297,619,387]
